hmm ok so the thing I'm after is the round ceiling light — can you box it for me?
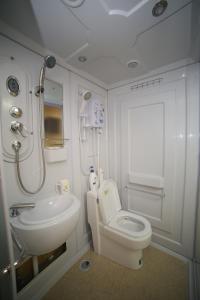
[78,56,87,62]
[127,60,139,69]
[152,0,168,17]
[61,0,85,8]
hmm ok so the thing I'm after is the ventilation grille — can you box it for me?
[130,77,163,91]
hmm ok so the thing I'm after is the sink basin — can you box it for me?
[10,193,80,255]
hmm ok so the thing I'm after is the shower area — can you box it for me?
[0,32,108,300]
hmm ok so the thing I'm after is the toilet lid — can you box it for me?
[98,179,121,224]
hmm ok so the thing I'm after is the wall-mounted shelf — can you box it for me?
[45,146,68,163]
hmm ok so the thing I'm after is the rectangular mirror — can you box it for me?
[44,79,64,148]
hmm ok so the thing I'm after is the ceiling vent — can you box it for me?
[127,60,139,69]
[61,0,85,8]
[78,56,87,62]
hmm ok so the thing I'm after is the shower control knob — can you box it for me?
[10,121,28,138]
[9,106,23,118]
[10,121,32,137]
[10,121,23,134]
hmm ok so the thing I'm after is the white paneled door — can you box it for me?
[120,80,186,241]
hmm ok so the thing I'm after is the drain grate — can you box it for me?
[79,259,91,272]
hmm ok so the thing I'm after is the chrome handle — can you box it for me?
[10,121,32,137]
[10,121,24,136]
[1,264,11,276]
[22,125,33,136]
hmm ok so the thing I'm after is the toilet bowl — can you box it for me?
[87,179,152,269]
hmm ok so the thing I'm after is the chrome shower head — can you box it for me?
[35,55,56,96]
[44,55,56,69]
[79,91,92,115]
[83,91,92,100]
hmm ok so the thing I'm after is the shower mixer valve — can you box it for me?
[10,121,32,137]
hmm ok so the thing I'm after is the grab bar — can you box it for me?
[124,185,165,197]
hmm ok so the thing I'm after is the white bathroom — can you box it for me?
[0,0,200,299]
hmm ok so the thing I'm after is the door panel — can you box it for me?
[121,80,186,238]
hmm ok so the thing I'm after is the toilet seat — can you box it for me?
[100,214,152,251]
[98,179,152,248]
[87,180,152,269]
[108,210,151,239]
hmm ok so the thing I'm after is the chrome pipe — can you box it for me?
[10,203,35,209]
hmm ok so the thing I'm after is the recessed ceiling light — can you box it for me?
[78,56,87,63]
[152,0,168,17]
[61,0,85,8]
[127,60,139,69]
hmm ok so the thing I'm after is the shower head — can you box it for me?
[44,55,56,69]
[35,55,56,96]
[80,91,92,115]
[83,91,92,101]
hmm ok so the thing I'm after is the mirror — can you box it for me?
[44,79,64,148]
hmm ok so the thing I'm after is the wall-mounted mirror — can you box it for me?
[44,79,64,148]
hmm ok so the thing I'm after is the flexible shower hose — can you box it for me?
[14,90,46,194]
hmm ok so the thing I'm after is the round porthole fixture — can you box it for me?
[127,60,139,69]
[61,0,85,8]
[152,0,168,17]
[6,76,20,97]
[78,56,87,63]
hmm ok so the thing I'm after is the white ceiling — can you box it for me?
[0,0,197,85]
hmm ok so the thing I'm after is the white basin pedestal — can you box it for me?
[10,193,80,255]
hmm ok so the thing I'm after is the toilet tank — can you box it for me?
[98,180,121,224]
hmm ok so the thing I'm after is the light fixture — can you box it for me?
[78,56,87,63]
[127,60,139,69]
[152,0,168,17]
[61,0,85,8]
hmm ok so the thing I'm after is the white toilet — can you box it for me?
[87,179,152,269]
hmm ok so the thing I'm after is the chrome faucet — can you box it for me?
[10,203,36,217]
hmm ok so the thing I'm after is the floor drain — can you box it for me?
[79,259,91,272]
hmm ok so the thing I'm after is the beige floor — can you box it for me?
[43,246,188,300]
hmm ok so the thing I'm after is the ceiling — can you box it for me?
[0,0,198,85]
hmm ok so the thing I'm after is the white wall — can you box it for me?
[195,195,200,259]
[70,73,108,251]
[194,64,200,299]
[108,63,199,258]
[0,35,108,299]
[194,189,200,299]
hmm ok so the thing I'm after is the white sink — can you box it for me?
[10,193,80,255]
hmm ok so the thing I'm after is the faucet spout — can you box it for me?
[10,202,35,217]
